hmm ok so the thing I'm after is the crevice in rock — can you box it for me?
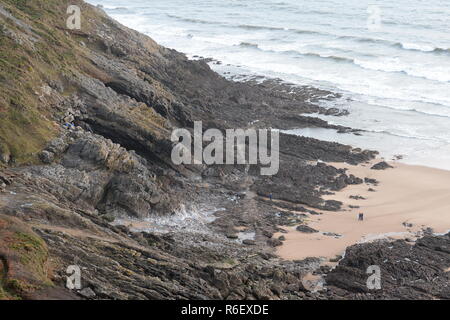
[77,118,171,170]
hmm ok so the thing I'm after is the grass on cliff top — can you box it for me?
[0,0,102,164]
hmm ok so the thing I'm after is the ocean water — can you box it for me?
[87,0,450,170]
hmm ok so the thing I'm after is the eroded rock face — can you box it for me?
[26,131,178,219]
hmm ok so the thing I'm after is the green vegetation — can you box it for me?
[0,231,52,300]
[0,0,95,164]
[2,0,42,19]
[0,0,166,164]
[2,231,51,298]
[9,232,50,281]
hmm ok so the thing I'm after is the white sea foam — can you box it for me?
[114,205,225,234]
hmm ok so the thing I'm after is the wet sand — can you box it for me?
[275,160,450,261]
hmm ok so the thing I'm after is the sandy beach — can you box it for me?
[275,160,450,261]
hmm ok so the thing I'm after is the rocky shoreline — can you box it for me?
[0,0,448,300]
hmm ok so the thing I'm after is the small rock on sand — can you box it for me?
[371,161,393,170]
[296,225,319,233]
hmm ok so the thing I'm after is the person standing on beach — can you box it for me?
[358,213,364,221]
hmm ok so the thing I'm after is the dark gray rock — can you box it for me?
[296,225,319,233]
[350,195,366,200]
[39,150,54,164]
[371,161,394,170]
[364,177,379,185]
[326,233,450,299]
[267,238,283,247]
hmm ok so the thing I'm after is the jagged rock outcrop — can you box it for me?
[325,234,450,299]
[22,131,179,219]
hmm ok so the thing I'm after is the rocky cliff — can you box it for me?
[0,0,448,300]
